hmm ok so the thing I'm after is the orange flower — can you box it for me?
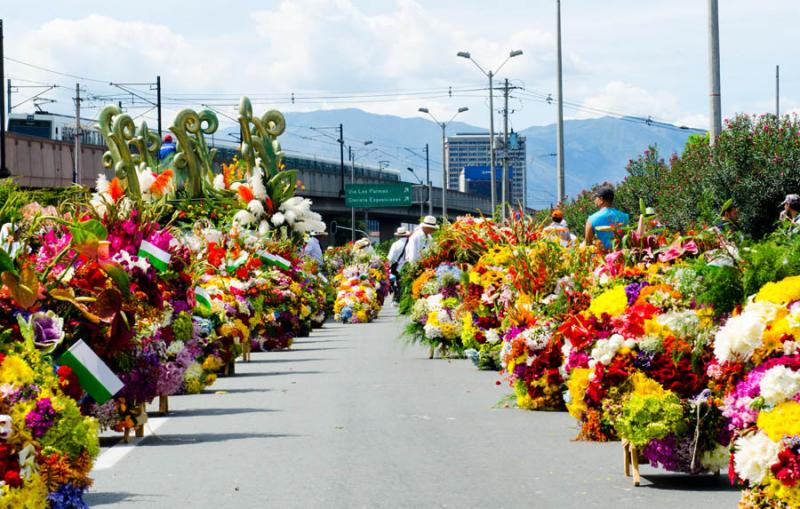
[149,169,174,196]
[237,185,254,203]
[108,177,125,203]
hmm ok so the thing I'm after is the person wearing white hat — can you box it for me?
[302,230,325,265]
[388,226,412,302]
[405,215,438,265]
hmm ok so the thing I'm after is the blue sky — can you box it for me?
[3,0,799,131]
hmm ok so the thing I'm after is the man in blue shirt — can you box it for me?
[584,186,629,250]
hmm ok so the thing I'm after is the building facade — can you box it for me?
[445,132,527,208]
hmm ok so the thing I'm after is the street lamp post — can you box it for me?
[418,106,468,223]
[348,140,373,242]
[457,50,523,217]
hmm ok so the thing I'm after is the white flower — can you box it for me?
[96,174,109,193]
[258,220,271,236]
[247,199,265,217]
[745,300,783,323]
[203,228,223,245]
[271,212,286,226]
[701,443,730,472]
[486,329,500,344]
[734,431,781,484]
[213,174,226,190]
[166,340,185,356]
[590,333,626,366]
[713,312,765,363]
[233,210,256,226]
[759,365,800,407]
[249,165,268,200]
[520,327,550,351]
[284,210,297,225]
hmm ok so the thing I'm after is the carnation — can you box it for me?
[713,312,766,363]
[734,431,781,484]
[271,212,286,226]
[759,365,800,407]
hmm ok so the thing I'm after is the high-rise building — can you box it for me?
[445,132,527,208]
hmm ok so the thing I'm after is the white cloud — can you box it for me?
[576,81,700,126]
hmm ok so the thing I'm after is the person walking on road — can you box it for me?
[405,216,438,265]
[303,231,325,266]
[388,226,411,302]
[584,186,629,251]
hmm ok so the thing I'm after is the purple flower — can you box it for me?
[47,483,88,509]
[25,398,57,438]
[29,311,65,351]
[624,281,649,306]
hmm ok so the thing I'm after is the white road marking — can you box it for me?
[92,417,169,471]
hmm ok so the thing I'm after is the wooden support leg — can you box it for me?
[134,403,146,438]
[630,443,641,486]
[123,427,131,444]
[243,340,251,362]
[159,395,169,415]
[428,345,435,359]
[623,439,632,477]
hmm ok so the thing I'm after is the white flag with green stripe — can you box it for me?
[138,240,171,272]
[259,251,292,271]
[227,253,249,273]
[57,340,124,404]
[195,286,212,312]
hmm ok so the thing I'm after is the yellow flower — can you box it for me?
[762,473,800,507]
[630,373,667,398]
[588,285,628,318]
[1,472,48,509]
[757,400,800,441]
[468,271,480,285]
[0,355,35,385]
[566,368,592,420]
[755,275,800,305]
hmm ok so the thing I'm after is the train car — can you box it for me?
[8,111,105,146]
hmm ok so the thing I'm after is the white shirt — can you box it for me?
[303,237,323,265]
[404,228,430,264]
[543,220,573,246]
[388,237,410,270]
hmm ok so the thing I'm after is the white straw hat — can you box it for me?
[394,226,410,236]
[420,215,439,229]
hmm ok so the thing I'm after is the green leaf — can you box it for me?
[639,197,646,216]
[100,261,131,296]
[68,219,108,246]
[0,248,17,277]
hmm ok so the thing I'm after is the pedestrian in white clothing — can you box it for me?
[388,226,412,302]
[303,231,325,265]
[405,215,438,266]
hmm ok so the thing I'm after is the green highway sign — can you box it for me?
[345,183,413,208]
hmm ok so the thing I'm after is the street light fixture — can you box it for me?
[457,49,523,217]
[418,106,469,223]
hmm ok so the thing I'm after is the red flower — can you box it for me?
[3,470,22,488]
[771,449,800,487]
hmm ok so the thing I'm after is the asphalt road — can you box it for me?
[88,306,741,508]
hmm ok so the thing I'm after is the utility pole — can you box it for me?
[488,70,496,213]
[338,123,345,197]
[156,75,162,138]
[555,0,566,204]
[349,146,355,242]
[6,79,10,114]
[0,19,7,178]
[441,125,447,221]
[502,78,510,220]
[74,83,81,185]
[708,0,722,145]
[776,65,780,117]
[425,143,432,216]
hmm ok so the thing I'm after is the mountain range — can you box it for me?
[223,109,694,208]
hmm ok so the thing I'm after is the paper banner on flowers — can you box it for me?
[227,253,249,273]
[57,339,124,404]
[194,286,212,312]
[258,251,291,271]
[138,240,171,272]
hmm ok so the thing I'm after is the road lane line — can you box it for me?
[92,417,169,471]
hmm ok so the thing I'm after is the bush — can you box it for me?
[557,114,800,240]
